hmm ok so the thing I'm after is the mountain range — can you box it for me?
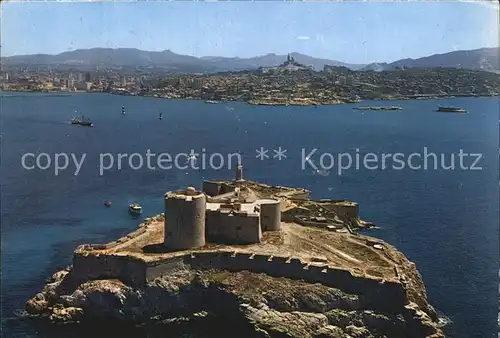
[2,47,499,73]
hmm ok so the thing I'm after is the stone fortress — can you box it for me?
[165,163,283,250]
[26,161,444,337]
[70,162,433,312]
[163,161,371,251]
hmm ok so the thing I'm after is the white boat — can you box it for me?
[128,203,142,216]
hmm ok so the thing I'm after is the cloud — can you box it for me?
[297,36,311,40]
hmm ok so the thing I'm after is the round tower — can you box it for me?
[164,186,206,251]
[259,199,281,231]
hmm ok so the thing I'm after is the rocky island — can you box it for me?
[26,163,444,337]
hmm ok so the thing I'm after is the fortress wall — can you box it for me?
[71,249,407,311]
[293,216,333,229]
[159,251,407,311]
[126,227,148,238]
[146,256,187,281]
[72,252,147,286]
[315,199,350,203]
[218,183,236,195]
[202,181,221,197]
[183,251,227,270]
[287,191,311,200]
[76,244,108,252]
[206,210,261,244]
[327,203,359,222]
[281,207,311,222]
[75,226,150,253]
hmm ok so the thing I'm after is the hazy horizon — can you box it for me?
[2,1,499,64]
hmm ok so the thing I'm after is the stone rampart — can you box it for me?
[325,202,359,222]
[202,181,236,197]
[71,223,158,285]
[74,226,149,253]
[72,252,147,286]
[284,190,310,200]
[293,216,342,230]
[281,206,311,222]
[142,251,408,313]
[71,248,407,313]
[202,181,222,197]
[146,256,188,281]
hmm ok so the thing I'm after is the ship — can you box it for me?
[437,106,467,113]
[71,115,93,127]
[205,100,219,104]
[121,106,126,115]
[159,113,163,120]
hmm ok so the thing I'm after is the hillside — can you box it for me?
[362,47,500,73]
[2,48,363,73]
[3,47,498,74]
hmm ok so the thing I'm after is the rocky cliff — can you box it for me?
[27,267,444,338]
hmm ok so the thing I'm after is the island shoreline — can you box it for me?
[2,88,498,107]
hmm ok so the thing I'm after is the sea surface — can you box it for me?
[1,93,498,338]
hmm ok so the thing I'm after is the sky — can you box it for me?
[1,1,499,64]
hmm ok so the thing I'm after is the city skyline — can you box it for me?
[2,1,499,64]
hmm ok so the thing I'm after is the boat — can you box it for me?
[121,106,126,115]
[104,200,112,207]
[205,100,218,104]
[71,115,93,127]
[128,203,142,216]
[437,106,467,113]
[159,113,163,120]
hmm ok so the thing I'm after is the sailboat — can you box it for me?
[121,106,126,115]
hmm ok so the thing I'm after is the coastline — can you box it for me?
[2,89,498,107]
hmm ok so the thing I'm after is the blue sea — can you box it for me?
[1,93,498,337]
